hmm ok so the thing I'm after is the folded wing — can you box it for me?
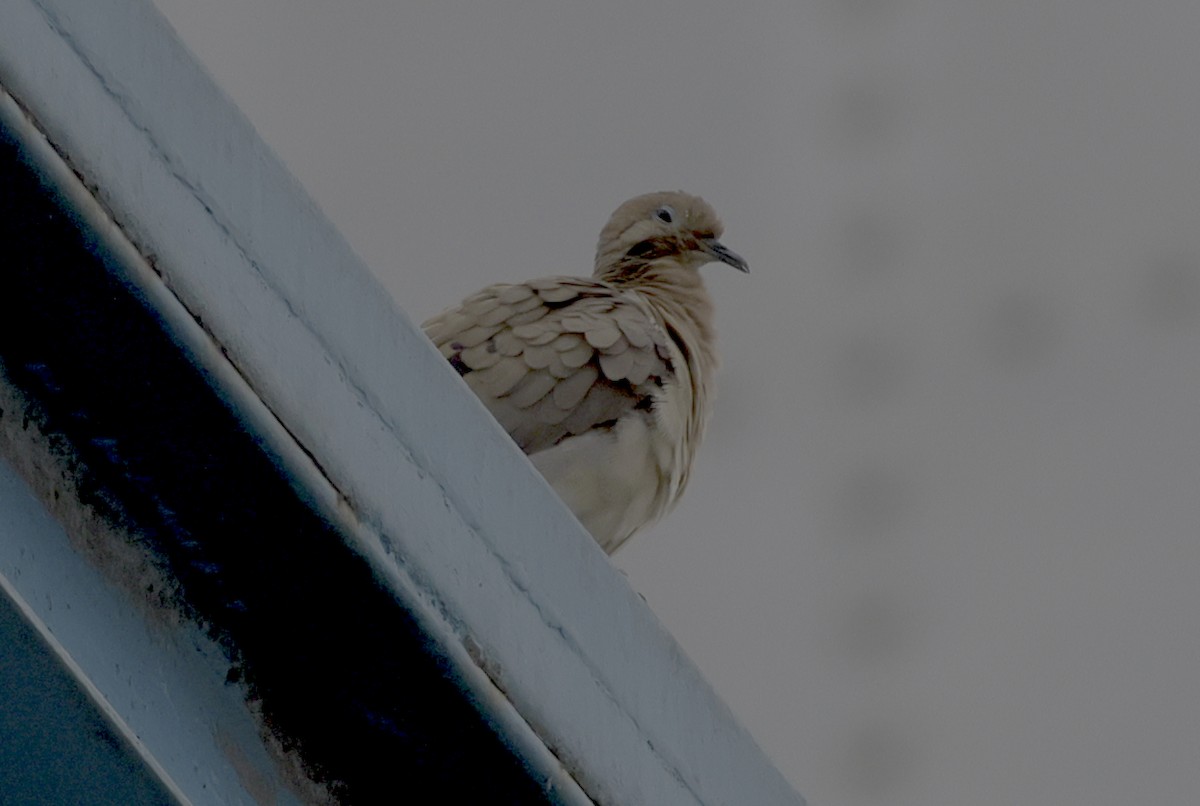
[423,277,675,454]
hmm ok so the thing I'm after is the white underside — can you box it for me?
[530,410,676,553]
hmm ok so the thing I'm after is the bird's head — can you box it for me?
[594,191,749,278]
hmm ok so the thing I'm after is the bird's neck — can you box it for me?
[599,257,719,376]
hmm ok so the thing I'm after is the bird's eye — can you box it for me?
[654,206,675,224]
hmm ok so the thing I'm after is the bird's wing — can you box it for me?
[423,277,675,454]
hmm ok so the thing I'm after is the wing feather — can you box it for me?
[423,277,674,453]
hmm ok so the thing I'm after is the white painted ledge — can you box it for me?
[0,1,804,803]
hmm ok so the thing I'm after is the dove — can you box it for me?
[424,191,747,552]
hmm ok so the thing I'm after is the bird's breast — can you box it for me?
[530,405,684,551]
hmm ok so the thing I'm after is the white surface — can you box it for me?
[0,1,803,804]
[138,2,1200,805]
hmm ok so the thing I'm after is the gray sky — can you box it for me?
[151,2,1200,803]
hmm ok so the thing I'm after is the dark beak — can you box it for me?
[700,237,750,273]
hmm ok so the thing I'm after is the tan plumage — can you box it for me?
[424,191,747,552]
